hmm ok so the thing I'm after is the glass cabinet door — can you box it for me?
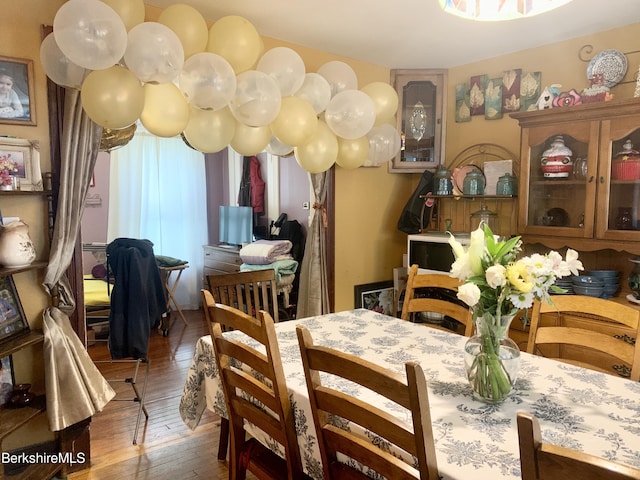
[390,69,446,173]
[519,121,599,237]
[597,117,640,241]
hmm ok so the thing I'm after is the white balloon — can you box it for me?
[266,136,293,156]
[229,70,282,127]
[54,0,127,70]
[317,61,357,97]
[257,47,306,96]
[124,22,184,84]
[324,90,376,140]
[294,73,331,114]
[40,33,88,89]
[179,52,237,110]
[367,124,402,164]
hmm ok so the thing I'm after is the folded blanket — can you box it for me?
[240,259,299,283]
[240,240,292,265]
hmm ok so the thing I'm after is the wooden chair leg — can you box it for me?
[218,417,229,460]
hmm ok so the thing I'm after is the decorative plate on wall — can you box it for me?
[587,49,627,88]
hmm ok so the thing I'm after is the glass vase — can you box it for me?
[464,311,520,403]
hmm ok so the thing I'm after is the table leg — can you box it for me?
[164,269,188,325]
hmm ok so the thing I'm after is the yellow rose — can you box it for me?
[506,261,533,293]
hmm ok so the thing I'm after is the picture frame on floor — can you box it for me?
[354,280,394,316]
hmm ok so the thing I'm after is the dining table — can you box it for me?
[179,308,640,480]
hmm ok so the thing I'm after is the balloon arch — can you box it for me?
[42,0,402,172]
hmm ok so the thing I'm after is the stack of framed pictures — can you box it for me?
[0,275,29,406]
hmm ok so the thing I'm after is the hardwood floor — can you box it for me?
[67,310,243,480]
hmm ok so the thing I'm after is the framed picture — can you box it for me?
[354,280,395,316]
[0,56,36,126]
[0,137,42,191]
[0,276,30,346]
[0,355,14,406]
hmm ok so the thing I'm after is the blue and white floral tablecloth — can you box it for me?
[179,308,640,480]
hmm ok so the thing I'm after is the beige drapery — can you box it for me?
[42,89,115,431]
[296,171,331,317]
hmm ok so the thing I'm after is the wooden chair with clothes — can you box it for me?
[205,269,281,459]
[517,411,640,480]
[296,324,440,480]
[201,290,309,480]
[527,295,640,381]
[401,264,473,336]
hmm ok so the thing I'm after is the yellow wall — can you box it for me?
[8,2,640,320]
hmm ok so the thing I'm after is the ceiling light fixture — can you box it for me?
[439,0,574,21]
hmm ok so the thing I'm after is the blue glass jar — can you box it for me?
[434,165,453,195]
[496,173,517,196]
[463,170,485,195]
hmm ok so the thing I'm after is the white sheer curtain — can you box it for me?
[108,129,207,310]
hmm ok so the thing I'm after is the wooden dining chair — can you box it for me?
[517,411,640,480]
[296,324,440,480]
[206,270,281,459]
[527,295,640,381]
[201,289,308,480]
[206,269,280,324]
[401,264,473,336]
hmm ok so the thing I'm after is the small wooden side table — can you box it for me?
[160,264,189,326]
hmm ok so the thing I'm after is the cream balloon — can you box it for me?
[207,16,262,74]
[324,89,376,140]
[257,47,305,96]
[40,33,87,89]
[294,121,338,174]
[230,121,271,156]
[317,60,357,97]
[81,66,144,129]
[336,136,369,169]
[229,70,281,127]
[53,0,127,70]
[270,96,318,147]
[367,124,402,164]
[179,52,236,110]
[294,73,331,114]
[140,83,190,137]
[124,22,184,84]
[183,106,235,153]
[101,0,145,31]
[158,4,208,59]
[361,82,399,126]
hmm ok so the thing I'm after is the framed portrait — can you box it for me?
[0,276,30,346]
[0,56,36,126]
[0,137,42,191]
[354,280,395,316]
[0,355,14,406]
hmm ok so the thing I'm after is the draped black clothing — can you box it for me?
[106,238,166,359]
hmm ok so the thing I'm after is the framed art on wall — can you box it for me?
[354,280,395,316]
[0,275,30,346]
[0,137,42,191]
[0,55,36,126]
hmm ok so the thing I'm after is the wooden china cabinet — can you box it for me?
[509,99,640,373]
[511,97,640,256]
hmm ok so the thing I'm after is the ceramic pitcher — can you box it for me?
[0,221,36,268]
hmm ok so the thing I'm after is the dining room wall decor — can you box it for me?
[455,68,541,122]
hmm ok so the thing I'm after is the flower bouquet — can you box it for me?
[449,224,583,402]
[0,154,18,188]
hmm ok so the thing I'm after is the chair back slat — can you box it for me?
[401,264,473,336]
[207,269,280,323]
[297,324,439,480]
[528,295,640,381]
[517,411,640,480]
